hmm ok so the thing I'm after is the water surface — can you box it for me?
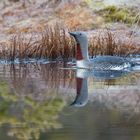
[0,62,139,140]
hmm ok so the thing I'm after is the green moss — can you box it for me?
[85,0,105,10]
[104,5,117,13]
[97,5,138,25]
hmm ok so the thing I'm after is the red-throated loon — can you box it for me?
[69,31,134,70]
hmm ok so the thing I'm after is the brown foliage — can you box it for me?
[4,25,75,61]
[89,30,139,57]
[0,26,139,61]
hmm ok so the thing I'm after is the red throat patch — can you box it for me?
[76,43,83,60]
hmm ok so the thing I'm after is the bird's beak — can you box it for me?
[68,32,76,37]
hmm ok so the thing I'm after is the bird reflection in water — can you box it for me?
[71,69,130,107]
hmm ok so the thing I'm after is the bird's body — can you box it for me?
[77,56,131,70]
[69,31,134,70]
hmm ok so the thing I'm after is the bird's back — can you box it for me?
[90,56,131,70]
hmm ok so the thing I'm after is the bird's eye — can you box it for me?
[79,33,82,36]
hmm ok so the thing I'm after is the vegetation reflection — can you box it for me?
[0,80,65,140]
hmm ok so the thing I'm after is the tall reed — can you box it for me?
[0,26,139,61]
[89,30,139,57]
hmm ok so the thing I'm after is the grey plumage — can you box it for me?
[69,31,137,70]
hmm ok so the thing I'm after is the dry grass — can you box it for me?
[0,25,139,61]
[36,25,75,60]
[4,25,75,61]
[89,30,139,57]
[54,2,98,30]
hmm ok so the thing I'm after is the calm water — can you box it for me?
[0,62,139,140]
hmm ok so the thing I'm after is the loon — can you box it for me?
[69,31,134,70]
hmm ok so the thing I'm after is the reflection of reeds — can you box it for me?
[8,63,76,97]
[1,26,139,61]
[5,63,140,93]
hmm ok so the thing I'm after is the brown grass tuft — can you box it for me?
[89,30,139,57]
[5,25,75,61]
[36,25,75,60]
[0,26,139,61]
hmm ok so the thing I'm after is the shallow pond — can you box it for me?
[0,62,139,140]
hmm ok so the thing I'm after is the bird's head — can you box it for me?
[69,31,88,45]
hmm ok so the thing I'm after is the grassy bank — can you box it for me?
[0,1,139,61]
[0,25,139,61]
[97,5,139,26]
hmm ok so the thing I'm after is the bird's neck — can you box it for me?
[76,43,90,69]
[76,43,89,61]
